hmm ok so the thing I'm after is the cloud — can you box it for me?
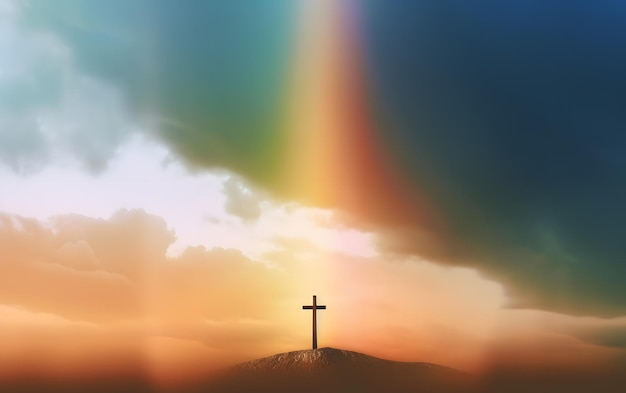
[271,236,319,256]
[53,240,100,270]
[0,4,134,174]
[0,208,283,324]
[50,209,175,280]
[146,245,291,322]
[357,1,626,317]
[0,208,297,379]
[0,211,151,321]
[222,176,263,222]
[9,0,626,319]
[538,313,626,350]
[16,0,296,180]
[0,208,292,332]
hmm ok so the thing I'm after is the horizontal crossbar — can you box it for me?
[302,306,326,309]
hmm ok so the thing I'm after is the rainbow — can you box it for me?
[280,0,434,228]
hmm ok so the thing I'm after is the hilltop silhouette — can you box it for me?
[202,347,473,393]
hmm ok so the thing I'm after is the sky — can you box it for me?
[1,0,625,389]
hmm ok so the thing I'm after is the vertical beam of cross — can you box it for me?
[302,295,326,349]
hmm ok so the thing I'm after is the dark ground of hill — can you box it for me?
[197,347,472,393]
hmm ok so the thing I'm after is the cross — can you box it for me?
[302,295,326,349]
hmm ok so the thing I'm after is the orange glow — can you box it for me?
[1,210,624,387]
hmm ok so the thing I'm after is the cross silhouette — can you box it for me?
[302,295,326,349]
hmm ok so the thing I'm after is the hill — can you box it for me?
[202,347,473,393]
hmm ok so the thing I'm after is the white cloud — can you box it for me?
[0,132,378,261]
[0,0,15,17]
[0,0,135,174]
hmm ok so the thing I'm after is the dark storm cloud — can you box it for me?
[360,1,626,316]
